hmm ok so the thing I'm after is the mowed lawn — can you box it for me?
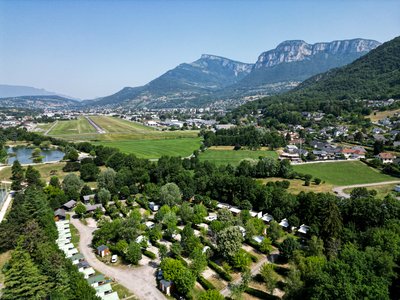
[94,137,202,159]
[293,161,397,186]
[47,115,199,141]
[48,117,96,135]
[0,162,70,182]
[199,148,278,166]
[89,116,156,133]
[0,162,99,188]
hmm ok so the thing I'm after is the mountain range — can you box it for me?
[88,38,380,109]
[1,38,382,110]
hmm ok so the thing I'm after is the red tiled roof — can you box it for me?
[378,152,395,159]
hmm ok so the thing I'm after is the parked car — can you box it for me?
[111,255,118,263]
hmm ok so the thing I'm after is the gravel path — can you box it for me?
[332,180,400,198]
[220,255,270,297]
[70,216,166,300]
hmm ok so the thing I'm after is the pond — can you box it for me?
[6,146,65,165]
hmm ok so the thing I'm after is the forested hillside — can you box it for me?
[233,36,400,122]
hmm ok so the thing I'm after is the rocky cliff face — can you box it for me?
[192,54,253,78]
[254,39,381,69]
[88,38,381,109]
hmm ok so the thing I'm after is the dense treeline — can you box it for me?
[201,126,287,149]
[1,127,399,298]
[232,36,400,125]
[0,164,99,299]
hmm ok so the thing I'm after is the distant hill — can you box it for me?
[89,38,380,109]
[0,95,80,110]
[87,55,253,108]
[234,36,400,118]
[0,84,78,99]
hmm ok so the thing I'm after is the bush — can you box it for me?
[135,197,149,209]
[248,252,258,262]
[245,287,277,299]
[208,260,232,282]
[197,275,215,290]
[143,250,156,259]
[63,161,81,172]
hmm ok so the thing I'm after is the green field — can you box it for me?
[90,116,156,133]
[48,117,96,135]
[46,116,199,142]
[293,161,397,186]
[344,183,399,199]
[94,137,202,159]
[199,148,278,166]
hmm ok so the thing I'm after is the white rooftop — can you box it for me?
[279,218,289,228]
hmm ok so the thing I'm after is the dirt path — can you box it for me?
[70,216,166,300]
[332,180,400,198]
[220,255,270,297]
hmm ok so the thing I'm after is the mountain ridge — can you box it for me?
[88,38,380,109]
[233,36,400,118]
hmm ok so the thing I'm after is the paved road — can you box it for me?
[44,120,58,135]
[70,217,166,300]
[85,116,106,134]
[332,180,400,198]
[291,159,359,166]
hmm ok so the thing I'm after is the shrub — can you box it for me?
[198,275,215,290]
[208,260,232,282]
[143,250,156,259]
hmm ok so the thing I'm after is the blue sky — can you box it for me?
[0,0,399,99]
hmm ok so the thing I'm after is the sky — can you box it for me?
[0,0,399,99]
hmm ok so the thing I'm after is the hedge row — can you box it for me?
[208,260,232,282]
[197,275,215,290]
[143,249,156,259]
[245,287,278,299]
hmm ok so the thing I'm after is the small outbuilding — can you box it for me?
[83,194,95,203]
[54,208,66,221]
[86,204,105,213]
[159,279,172,296]
[297,224,310,236]
[97,245,111,257]
[261,213,273,223]
[279,218,289,229]
[62,200,77,210]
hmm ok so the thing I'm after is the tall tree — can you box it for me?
[2,241,50,299]
[62,173,83,200]
[159,182,182,206]
[217,226,243,259]
[25,165,44,188]
[126,242,142,265]
[10,160,24,191]
[260,263,279,295]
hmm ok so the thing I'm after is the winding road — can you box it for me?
[70,216,166,300]
[332,180,400,198]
